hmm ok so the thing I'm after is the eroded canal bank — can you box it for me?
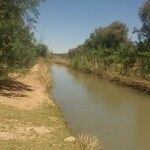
[52,64,150,150]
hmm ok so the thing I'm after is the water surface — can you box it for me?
[52,64,150,150]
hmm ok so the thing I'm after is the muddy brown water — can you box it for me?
[52,64,150,150]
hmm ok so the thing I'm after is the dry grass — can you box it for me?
[0,59,77,149]
[55,55,150,94]
[52,56,70,66]
[37,59,53,92]
[76,134,103,150]
[0,102,76,150]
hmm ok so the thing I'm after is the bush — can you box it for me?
[36,43,48,57]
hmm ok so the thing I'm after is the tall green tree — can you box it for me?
[138,0,150,41]
[85,21,128,50]
[0,0,45,79]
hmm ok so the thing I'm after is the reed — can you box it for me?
[76,134,103,150]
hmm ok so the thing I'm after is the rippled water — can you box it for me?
[52,64,150,150]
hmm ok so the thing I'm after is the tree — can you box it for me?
[138,0,150,41]
[84,21,128,50]
[0,0,45,79]
[36,43,48,57]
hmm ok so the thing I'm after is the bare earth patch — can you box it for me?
[0,63,53,110]
[0,62,54,141]
[0,120,52,141]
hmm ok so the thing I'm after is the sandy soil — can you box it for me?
[0,62,55,141]
[0,63,53,110]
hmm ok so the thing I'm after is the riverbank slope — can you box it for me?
[52,56,150,94]
[0,59,77,150]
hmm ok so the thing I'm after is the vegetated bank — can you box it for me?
[66,1,150,94]
[0,0,75,148]
[0,58,76,149]
[0,58,102,150]
[0,1,102,149]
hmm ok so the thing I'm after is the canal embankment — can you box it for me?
[52,56,150,94]
[0,59,102,150]
[0,59,76,150]
[52,63,150,150]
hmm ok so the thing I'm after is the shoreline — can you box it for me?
[0,59,77,149]
[52,56,150,94]
[0,59,102,150]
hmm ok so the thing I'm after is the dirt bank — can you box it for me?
[52,56,70,66]
[0,60,77,150]
[0,63,51,110]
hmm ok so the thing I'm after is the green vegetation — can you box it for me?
[36,43,49,57]
[68,0,150,80]
[0,0,48,80]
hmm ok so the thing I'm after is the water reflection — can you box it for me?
[52,64,150,150]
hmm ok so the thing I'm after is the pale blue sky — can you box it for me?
[35,0,144,53]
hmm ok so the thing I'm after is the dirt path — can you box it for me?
[0,61,76,150]
[0,63,53,110]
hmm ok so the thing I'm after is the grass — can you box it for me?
[52,55,150,94]
[0,102,76,150]
[0,59,77,149]
[0,59,102,150]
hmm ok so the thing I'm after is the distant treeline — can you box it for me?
[68,0,150,79]
[0,0,48,79]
